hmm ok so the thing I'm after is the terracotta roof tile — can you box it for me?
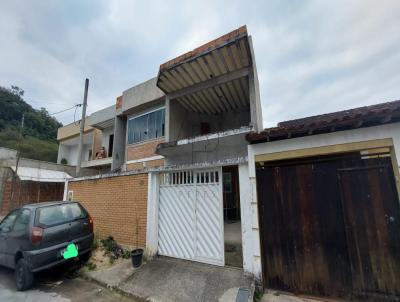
[246,99,400,143]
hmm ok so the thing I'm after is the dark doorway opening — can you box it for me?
[223,165,242,267]
[108,134,114,157]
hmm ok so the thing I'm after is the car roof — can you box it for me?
[22,201,78,209]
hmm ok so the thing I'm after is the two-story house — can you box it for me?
[62,26,263,279]
[57,105,115,172]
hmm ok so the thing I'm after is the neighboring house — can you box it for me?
[247,100,400,298]
[57,105,115,172]
[0,147,74,215]
[64,26,264,279]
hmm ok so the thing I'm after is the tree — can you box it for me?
[0,85,62,162]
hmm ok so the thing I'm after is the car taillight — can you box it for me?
[88,215,94,232]
[31,227,43,245]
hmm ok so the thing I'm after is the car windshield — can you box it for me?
[36,203,87,227]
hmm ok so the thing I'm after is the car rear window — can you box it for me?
[36,203,87,227]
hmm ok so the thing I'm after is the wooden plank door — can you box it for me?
[257,160,351,297]
[338,158,400,298]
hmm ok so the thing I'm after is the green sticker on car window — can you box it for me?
[63,243,78,259]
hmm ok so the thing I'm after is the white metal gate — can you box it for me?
[158,168,224,266]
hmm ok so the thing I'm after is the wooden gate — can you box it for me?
[256,155,400,299]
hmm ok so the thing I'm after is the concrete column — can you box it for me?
[111,115,127,171]
[248,36,263,132]
[145,172,160,258]
[165,95,170,142]
[239,163,262,281]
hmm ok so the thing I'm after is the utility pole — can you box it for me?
[10,113,24,206]
[76,78,89,177]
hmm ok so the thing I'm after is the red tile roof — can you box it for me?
[246,99,400,144]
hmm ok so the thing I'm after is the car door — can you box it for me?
[4,209,32,268]
[0,210,20,268]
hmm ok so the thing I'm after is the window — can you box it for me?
[13,209,31,232]
[36,203,87,228]
[127,108,165,144]
[0,210,19,233]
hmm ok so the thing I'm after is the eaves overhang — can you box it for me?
[246,99,400,144]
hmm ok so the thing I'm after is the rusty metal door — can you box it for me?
[338,159,400,298]
[257,155,400,299]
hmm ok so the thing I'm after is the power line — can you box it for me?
[49,104,82,116]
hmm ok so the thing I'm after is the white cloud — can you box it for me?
[0,0,399,128]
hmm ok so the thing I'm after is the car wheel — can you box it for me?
[15,258,34,291]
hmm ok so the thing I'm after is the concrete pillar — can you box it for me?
[239,163,262,281]
[145,172,160,258]
[248,36,263,132]
[165,95,170,142]
[111,115,127,171]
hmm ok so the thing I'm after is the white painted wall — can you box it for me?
[248,123,400,178]
[57,142,92,166]
[146,172,159,258]
[239,163,262,280]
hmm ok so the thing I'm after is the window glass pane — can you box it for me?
[127,108,165,144]
[148,111,156,139]
[13,209,31,232]
[161,109,165,137]
[127,119,135,144]
[138,115,148,142]
[37,203,87,227]
[0,210,19,233]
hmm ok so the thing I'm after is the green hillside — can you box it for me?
[0,86,62,162]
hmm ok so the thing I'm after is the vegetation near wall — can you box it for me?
[0,86,62,162]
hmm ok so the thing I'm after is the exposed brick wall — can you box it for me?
[126,139,164,161]
[126,159,164,170]
[68,173,148,248]
[0,179,64,215]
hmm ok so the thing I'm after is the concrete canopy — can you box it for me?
[156,26,252,115]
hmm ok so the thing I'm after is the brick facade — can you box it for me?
[68,173,148,248]
[126,139,164,161]
[0,179,64,215]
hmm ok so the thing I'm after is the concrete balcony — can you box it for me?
[81,157,112,168]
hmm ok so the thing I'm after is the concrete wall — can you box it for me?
[89,105,115,126]
[163,132,249,166]
[122,77,165,114]
[168,100,251,142]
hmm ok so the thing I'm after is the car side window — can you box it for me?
[0,210,20,233]
[13,209,31,232]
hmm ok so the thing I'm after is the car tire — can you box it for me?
[15,258,34,291]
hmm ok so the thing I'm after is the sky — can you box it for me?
[0,0,399,127]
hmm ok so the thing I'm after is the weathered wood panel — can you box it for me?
[338,158,400,298]
[257,155,400,299]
